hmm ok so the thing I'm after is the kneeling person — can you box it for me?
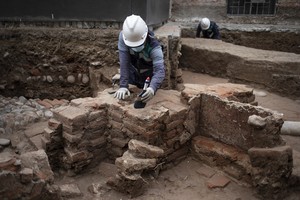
[114,14,165,102]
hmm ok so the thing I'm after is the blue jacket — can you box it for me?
[196,21,220,39]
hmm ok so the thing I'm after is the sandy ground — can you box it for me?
[53,71,300,200]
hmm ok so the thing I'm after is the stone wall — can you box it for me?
[180,38,300,98]
[38,82,292,198]
[0,82,293,199]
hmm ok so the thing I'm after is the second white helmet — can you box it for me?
[122,14,148,47]
[200,18,210,30]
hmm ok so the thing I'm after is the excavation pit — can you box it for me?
[0,24,299,200]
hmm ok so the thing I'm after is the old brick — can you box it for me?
[88,110,107,122]
[168,119,183,132]
[87,119,108,131]
[37,100,52,109]
[41,136,50,151]
[63,124,84,134]
[20,168,33,183]
[64,148,90,163]
[53,105,89,127]
[112,138,129,148]
[128,139,164,158]
[123,119,147,135]
[110,120,123,130]
[44,127,58,140]
[48,118,62,131]
[166,145,189,163]
[163,129,178,140]
[192,136,250,170]
[90,136,107,148]
[206,174,231,189]
[63,131,83,143]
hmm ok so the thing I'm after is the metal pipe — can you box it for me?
[281,121,300,136]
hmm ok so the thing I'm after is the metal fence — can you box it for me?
[227,0,276,15]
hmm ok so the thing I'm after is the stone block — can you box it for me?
[128,139,164,159]
[115,151,156,174]
[20,168,33,183]
[53,105,89,127]
[0,152,18,172]
[20,150,54,183]
[60,183,82,198]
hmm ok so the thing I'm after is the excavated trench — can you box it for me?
[0,25,299,200]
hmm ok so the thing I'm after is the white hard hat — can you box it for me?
[200,18,210,30]
[122,14,148,47]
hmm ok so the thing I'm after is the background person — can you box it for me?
[196,17,220,39]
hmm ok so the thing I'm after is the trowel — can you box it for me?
[134,77,150,109]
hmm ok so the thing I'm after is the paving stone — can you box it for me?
[29,134,43,150]
[196,166,216,178]
[206,174,231,189]
[24,121,48,138]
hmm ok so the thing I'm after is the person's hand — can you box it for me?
[141,87,154,102]
[114,88,130,100]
